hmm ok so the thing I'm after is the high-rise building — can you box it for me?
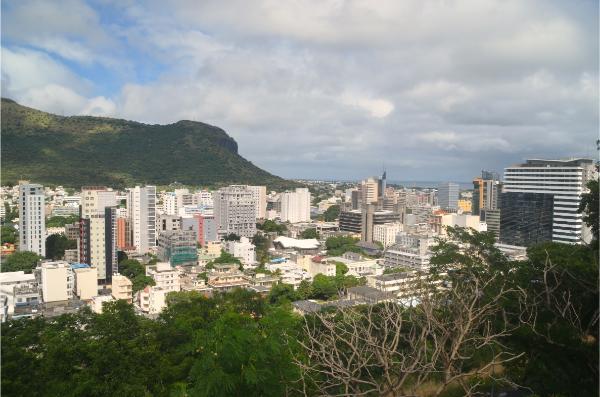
[80,187,117,283]
[127,186,157,254]
[280,188,311,223]
[213,185,257,238]
[500,158,597,245]
[18,182,46,256]
[247,186,267,219]
[437,182,459,210]
[360,177,379,205]
[472,171,501,217]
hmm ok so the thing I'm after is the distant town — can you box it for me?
[0,157,595,320]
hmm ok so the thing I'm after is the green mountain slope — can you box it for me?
[1,98,294,189]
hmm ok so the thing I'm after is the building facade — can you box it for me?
[127,186,157,254]
[18,182,46,256]
[213,185,257,238]
[157,230,198,266]
[437,182,459,210]
[500,158,596,245]
[280,188,311,223]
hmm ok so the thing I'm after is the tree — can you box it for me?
[2,251,43,273]
[322,204,340,222]
[325,235,362,256]
[45,214,80,228]
[256,220,287,235]
[579,179,599,249]
[311,274,338,300]
[299,228,319,239]
[267,283,299,305]
[1,225,17,244]
[118,259,145,279]
[223,233,241,242]
[45,234,76,260]
[207,250,242,270]
[251,233,270,264]
[2,202,18,224]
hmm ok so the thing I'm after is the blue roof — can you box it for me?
[70,263,90,269]
[270,257,286,264]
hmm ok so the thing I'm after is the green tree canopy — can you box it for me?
[46,214,80,228]
[322,204,340,222]
[257,220,287,235]
[2,251,43,273]
[45,234,76,260]
[1,225,17,244]
[299,228,319,239]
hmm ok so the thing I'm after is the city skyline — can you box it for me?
[1,0,597,181]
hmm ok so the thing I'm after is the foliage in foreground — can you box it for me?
[1,229,597,397]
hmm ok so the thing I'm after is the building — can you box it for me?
[91,295,114,314]
[138,286,170,314]
[207,264,250,292]
[157,230,198,266]
[18,182,46,256]
[280,188,311,223]
[273,236,321,254]
[146,262,181,292]
[80,187,118,282]
[35,261,74,303]
[191,213,217,247]
[247,185,267,219]
[213,185,257,238]
[72,265,98,300]
[437,182,459,210]
[225,237,256,267]
[472,171,501,217]
[127,186,157,254]
[360,177,379,205]
[157,214,181,233]
[339,209,401,236]
[373,223,403,248]
[0,271,37,314]
[457,199,472,213]
[481,209,501,238]
[111,274,133,303]
[500,158,597,245]
[430,213,484,235]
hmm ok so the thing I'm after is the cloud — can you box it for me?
[1,0,597,180]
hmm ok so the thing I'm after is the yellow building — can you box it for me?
[111,274,133,303]
[458,199,472,213]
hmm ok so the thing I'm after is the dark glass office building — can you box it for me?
[499,192,554,246]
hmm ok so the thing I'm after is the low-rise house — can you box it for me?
[207,264,250,292]
[91,295,114,314]
[146,262,181,292]
[138,286,170,314]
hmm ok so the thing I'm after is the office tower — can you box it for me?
[500,158,597,245]
[472,171,501,216]
[438,182,459,210]
[213,185,257,238]
[340,209,401,234]
[247,186,267,219]
[157,230,198,266]
[188,213,217,247]
[127,186,157,254]
[280,188,311,223]
[80,187,118,282]
[116,217,130,250]
[378,170,387,200]
[18,182,46,256]
[350,190,360,210]
[360,177,379,205]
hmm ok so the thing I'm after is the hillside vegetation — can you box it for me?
[1,98,294,189]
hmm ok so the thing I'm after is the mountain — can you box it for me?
[1,98,296,189]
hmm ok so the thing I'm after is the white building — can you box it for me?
[138,286,170,314]
[0,271,37,314]
[280,188,311,223]
[247,185,267,219]
[73,266,98,300]
[35,261,74,303]
[146,262,181,292]
[18,182,46,256]
[213,185,257,238]
[373,223,403,248]
[225,237,256,267]
[80,187,118,282]
[91,295,114,314]
[127,186,157,254]
[502,158,597,244]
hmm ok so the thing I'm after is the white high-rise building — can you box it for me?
[247,186,267,219]
[18,182,46,256]
[81,187,118,282]
[127,186,157,254]
[213,185,257,238]
[502,158,597,244]
[280,188,311,223]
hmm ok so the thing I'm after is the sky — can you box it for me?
[1,0,598,182]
